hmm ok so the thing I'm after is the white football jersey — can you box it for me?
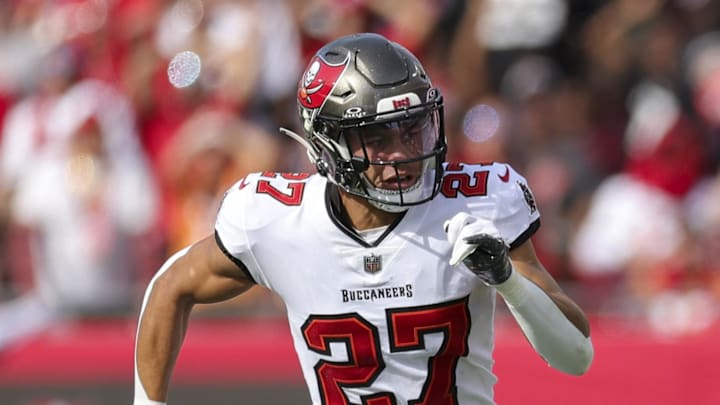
[215,162,540,405]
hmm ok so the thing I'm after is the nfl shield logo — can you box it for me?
[364,254,382,273]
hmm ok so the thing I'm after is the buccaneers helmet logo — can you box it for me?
[298,54,349,109]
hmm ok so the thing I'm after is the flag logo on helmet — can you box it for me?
[298,54,350,109]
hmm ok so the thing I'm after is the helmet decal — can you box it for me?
[377,92,422,113]
[298,54,350,109]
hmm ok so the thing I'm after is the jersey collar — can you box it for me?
[324,183,406,248]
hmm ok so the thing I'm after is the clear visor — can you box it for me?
[344,112,440,164]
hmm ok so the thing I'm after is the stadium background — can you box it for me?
[0,0,719,404]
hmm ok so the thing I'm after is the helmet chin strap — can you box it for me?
[361,174,425,213]
[368,199,409,213]
[364,157,437,212]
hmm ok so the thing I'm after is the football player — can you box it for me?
[134,33,593,405]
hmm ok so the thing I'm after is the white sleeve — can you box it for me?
[495,270,594,375]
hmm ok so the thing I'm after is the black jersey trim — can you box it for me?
[214,230,257,284]
[324,184,405,248]
[509,218,541,251]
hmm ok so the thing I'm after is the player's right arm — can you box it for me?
[134,234,254,404]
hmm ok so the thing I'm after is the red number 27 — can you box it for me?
[254,172,310,206]
[301,297,470,405]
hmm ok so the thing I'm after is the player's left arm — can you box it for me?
[445,164,593,374]
[498,239,594,375]
[509,239,590,338]
[446,211,593,375]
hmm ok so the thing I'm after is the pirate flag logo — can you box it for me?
[298,54,349,109]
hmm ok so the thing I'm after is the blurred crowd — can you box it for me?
[0,0,719,348]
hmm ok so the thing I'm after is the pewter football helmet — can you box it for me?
[284,33,446,212]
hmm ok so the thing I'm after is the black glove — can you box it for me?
[461,234,513,285]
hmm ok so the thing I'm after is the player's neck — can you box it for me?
[339,191,403,231]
